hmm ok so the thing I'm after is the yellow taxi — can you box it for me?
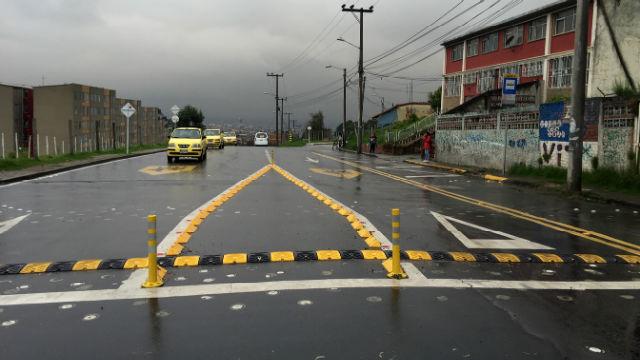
[223,131,238,146]
[167,127,207,163]
[204,128,225,149]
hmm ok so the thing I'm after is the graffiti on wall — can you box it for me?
[602,128,632,170]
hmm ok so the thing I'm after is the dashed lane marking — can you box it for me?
[314,152,640,255]
[1,250,638,276]
[1,262,639,307]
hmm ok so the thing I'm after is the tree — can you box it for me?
[429,87,442,114]
[307,111,324,131]
[177,105,205,128]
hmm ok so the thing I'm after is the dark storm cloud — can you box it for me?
[0,0,557,129]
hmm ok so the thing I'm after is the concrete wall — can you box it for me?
[397,104,433,122]
[436,128,540,170]
[34,86,73,154]
[590,0,640,96]
[601,127,633,170]
[0,85,15,156]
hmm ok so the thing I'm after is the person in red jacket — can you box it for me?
[422,132,432,162]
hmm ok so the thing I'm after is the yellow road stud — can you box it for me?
[574,254,607,264]
[531,253,564,263]
[616,255,640,264]
[20,262,52,274]
[174,256,200,267]
[338,208,351,216]
[166,243,184,256]
[351,221,364,231]
[491,253,520,263]
[361,249,387,260]
[449,252,476,262]
[405,251,432,261]
[330,204,341,211]
[176,232,191,244]
[316,250,342,260]
[346,214,357,222]
[185,223,198,234]
[365,236,382,248]
[271,251,295,262]
[357,229,372,238]
[223,253,248,264]
[72,259,102,271]
[124,258,149,269]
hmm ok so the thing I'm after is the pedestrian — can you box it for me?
[337,132,343,149]
[422,132,432,162]
[369,133,377,154]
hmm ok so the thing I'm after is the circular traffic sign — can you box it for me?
[171,115,179,123]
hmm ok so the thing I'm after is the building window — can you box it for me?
[528,17,547,41]
[478,69,498,93]
[554,8,576,35]
[463,72,477,85]
[480,33,498,54]
[467,38,479,57]
[445,76,461,97]
[549,56,573,88]
[504,25,523,48]
[451,44,463,61]
[522,60,544,77]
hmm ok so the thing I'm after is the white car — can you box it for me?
[254,132,268,146]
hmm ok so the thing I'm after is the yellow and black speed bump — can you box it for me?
[1,251,639,276]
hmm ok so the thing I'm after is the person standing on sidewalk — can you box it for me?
[369,133,377,154]
[422,132,432,162]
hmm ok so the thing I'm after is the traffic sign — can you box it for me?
[171,105,180,115]
[171,115,179,124]
[121,103,136,119]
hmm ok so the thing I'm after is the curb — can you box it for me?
[339,148,378,157]
[3,250,638,275]
[404,159,467,174]
[0,149,165,185]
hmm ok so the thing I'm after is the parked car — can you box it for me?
[204,128,224,149]
[254,132,268,146]
[223,131,238,145]
[167,127,207,162]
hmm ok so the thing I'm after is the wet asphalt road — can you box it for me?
[0,145,639,359]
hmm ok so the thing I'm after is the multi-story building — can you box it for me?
[112,98,142,147]
[141,106,166,145]
[440,0,616,113]
[0,83,33,156]
[34,84,116,153]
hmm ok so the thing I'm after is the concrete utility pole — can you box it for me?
[567,0,589,192]
[280,97,287,145]
[342,4,374,154]
[343,67,347,141]
[267,73,283,146]
[284,112,293,132]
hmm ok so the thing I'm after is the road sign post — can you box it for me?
[121,103,136,154]
[307,126,312,143]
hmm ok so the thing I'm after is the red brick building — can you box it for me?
[441,0,596,113]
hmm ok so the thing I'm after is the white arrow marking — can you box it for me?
[431,211,553,250]
[0,214,30,236]
[305,157,319,163]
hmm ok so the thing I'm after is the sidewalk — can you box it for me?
[403,158,640,208]
[0,148,164,184]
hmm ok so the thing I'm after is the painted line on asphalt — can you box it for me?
[404,174,461,178]
[3,249,638,276]
[119,164,272,290]
[272,164,391,249]
[1,262,639,307]
[314,152,640,255]
[0,152,160,189]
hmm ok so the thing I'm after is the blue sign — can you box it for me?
[501,76,518,106]
[539,102,569,142]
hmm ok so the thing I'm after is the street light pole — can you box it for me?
[326,65,348,144]
[567,0,589,192]
[342,4,374,154]
[267,73,283,146]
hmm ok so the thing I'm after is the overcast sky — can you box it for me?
[0,0,558,129]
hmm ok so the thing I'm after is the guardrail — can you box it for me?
[384,116,436,146]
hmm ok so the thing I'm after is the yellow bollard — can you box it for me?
[143,214,164,288]
[386,208,408,279]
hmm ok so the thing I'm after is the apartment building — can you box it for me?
[441,0,598,113]
[0,83,33,156]
[141,106,166,145]
[112,98,142,147]
[34,84,116,153]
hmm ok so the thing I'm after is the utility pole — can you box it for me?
[279,97,287,145]
[567,0,589,192]
[267,73,283,146]
[342,68,347,142]
[284,112,293,132]
[342,4,374,154]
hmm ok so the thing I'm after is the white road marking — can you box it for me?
[264,149,273,163]
[0,214,30,236]
[405,174,461,178]
[431,211,553,250]
[305,157,319,163]
[1,262,638,307]
[0,153,159,189]
[119,164,272,290]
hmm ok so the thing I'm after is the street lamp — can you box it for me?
[337,37,360,50]
[326,65,348,145]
